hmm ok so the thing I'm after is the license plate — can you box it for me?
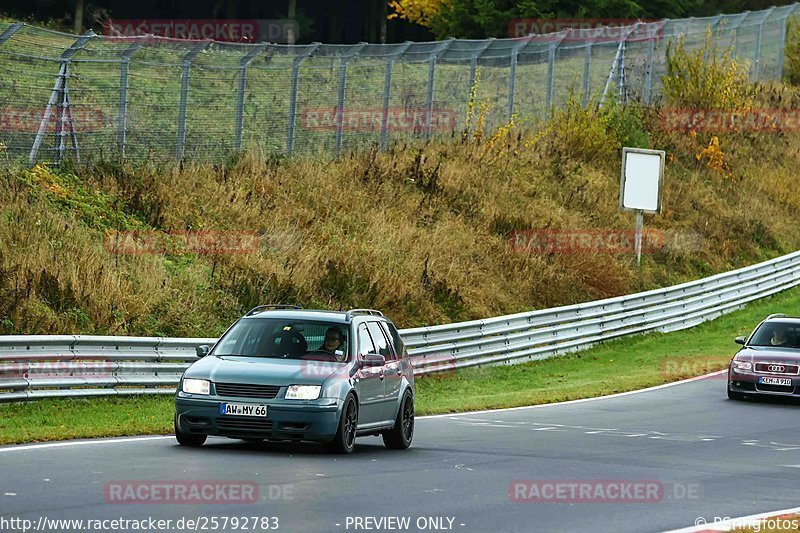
[220,403,268,417]
[758,377,792,386]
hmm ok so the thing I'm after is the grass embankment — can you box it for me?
[1,285,799,445]
[2,87,800,336]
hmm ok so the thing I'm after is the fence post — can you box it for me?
[507,35,533,121]
[425,38,455,139]
[642,25,657,105]
[235,44,266,152]
[468,38,494,96]
[118,40,142,158]
[285,42,320,155]
[29,30,95,166]
[176,41,210,161]
[753,7,775,82]
[380,41,413,151]
[600,25,637,107]
[335,42,367,157]
[545,33,567,116]
[582,40,593,107]
[777,5,799,80]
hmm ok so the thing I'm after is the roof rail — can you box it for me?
[246,304,303,316]
[345,308,385,321]
[766,313,787,320]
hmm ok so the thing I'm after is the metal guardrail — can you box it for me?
[1,250,799,401]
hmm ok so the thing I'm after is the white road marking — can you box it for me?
[0,436,172,453]
[0,370,725,453]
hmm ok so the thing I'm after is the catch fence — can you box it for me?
[0,5,796,164]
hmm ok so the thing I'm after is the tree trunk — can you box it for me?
[74,0,85,34]
[287,0,297,44]
[380,0,387,44]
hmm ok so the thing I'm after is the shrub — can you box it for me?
[662,29,755,111]
[785,15,800,85]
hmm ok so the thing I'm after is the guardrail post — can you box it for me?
[285,43,320,155]
[235,44,266,152]
[380,41,412,151]
[176,41,210,161]
[117,40,142,158]
[335,43,366,157]
[29,30,95,166]
[425,38,454,139]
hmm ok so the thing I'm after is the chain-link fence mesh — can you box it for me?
[0,4,797,165]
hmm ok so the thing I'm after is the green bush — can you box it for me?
[662,30,754,111]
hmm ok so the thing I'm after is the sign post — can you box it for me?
[620,147,665,266]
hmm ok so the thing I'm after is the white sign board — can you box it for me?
[620,147,665,213]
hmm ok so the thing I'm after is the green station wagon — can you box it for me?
[174,306,414,453]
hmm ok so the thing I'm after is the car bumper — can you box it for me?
[728,370,800,396]
[175,394,343,442]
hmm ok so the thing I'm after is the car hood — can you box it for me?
[184,355,346,386]
[735,346,800,365]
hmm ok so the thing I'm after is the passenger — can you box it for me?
[770,326,788,346]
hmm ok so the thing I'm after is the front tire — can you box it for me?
[325,395,358,454]
[174,417,207,447]
[383,391,414,450]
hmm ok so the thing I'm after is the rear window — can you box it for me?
[213,319,349,360]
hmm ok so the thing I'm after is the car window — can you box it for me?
[213,318,348,360]
[367,321,394,360]
[382,321,406,360]
[357,324,377,357]
[749,322,800,348]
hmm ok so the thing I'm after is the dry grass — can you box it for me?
[1,84,800,336]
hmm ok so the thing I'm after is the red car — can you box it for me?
[728,314,800,400]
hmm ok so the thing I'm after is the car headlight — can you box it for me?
[182,378,211,395]
[732,360,752,372]
[285,385,321,400]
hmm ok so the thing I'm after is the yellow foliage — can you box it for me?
[663,29,754,112]
[388,0,447,25]
[695,136,732,178]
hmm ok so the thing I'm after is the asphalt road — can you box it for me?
[3,374,800,533]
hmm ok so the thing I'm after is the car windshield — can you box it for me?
[213,318,349,361]
[748,322,800,348]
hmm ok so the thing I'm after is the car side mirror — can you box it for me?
[734,336,746,345]
[360,353,385,367]
[196,345,210,358]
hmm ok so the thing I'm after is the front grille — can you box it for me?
[214,382,281,399]
[754,362,799,375]
[755,384,795,393]
[216,418,274,432]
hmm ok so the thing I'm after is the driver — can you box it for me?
[319,327,344,358]
[770,326,788,346]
